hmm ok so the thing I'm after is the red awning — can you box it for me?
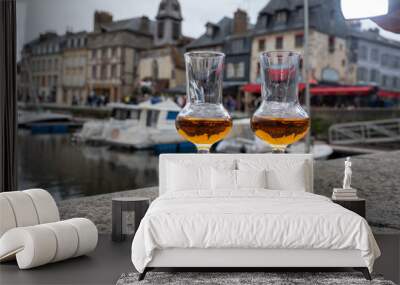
[310,86,374,96]
[378,90,400,99]
[242,84,375,96]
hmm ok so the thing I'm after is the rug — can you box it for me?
[116,272,396,285]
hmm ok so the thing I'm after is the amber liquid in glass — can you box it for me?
[251,116,310,146]
[176,116,232,145]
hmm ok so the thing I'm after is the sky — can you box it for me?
[17,0,400,57]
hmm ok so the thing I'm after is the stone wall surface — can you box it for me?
[59,151,400,234]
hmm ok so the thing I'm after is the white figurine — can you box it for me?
[343,157,352,189]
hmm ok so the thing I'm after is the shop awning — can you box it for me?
[310,86,375,96]
[378,90,400,99]
[242,83,375,96]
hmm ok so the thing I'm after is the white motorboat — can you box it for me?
[103,99,184,149]
[74,103,141,143]
[18,110,72,127]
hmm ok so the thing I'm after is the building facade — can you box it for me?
[186,9,252,85]
[61,32,88,105]
[87,12,155,103]
[21,32,64,103]
[348,25,400,91]
[250,0,349,84]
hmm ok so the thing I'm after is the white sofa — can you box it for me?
[0,189,98,269]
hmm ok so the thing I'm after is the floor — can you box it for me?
[1,234,399,285]
[0,235,133,285]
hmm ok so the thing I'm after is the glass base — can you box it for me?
[196,144,211,153]
[271,145,287,153]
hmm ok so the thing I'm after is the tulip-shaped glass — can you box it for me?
[251,51,309,153]
[176,52,232,153]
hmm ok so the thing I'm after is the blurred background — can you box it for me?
[16,0,400,200]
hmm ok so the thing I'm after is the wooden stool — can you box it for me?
[112,197,150,242]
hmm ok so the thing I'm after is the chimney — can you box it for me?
[94,11,113,33]
[139,16,150,34]
[233,9,248,35]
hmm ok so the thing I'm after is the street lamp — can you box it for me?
[340,0,389,19]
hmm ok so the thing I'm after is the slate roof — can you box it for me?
[255,0,348,38]
[349,28,400,49]
[185,17,234,49]
[100,17,156,36]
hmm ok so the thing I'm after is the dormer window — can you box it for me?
[276,11,287,23]
[173,3,179,11]
[160,3,166,11]
[207,26,214,37]
[206,24,215,37]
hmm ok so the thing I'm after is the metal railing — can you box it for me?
[329,118,400,145]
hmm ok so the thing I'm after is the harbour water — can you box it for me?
[17,130,159,201]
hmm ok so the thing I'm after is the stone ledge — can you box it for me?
[59,151,400,234]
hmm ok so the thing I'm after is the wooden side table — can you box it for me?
[112,197,150,242]
[332,198,366,218]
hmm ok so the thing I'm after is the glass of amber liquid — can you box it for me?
[176,51,232,153]
[251,51,309,153]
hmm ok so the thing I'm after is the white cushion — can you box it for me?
[238,159,308,191]
[211,169,268,193]
[1,191,39,227]
[0,218,98,269]
[23,189,60,224]
[236,169,267,189]
[211,168,236,191]
[0,196,17,237]
[166,160,235,192]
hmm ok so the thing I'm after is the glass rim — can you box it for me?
[260,51,302,58]
[184,51,225,58]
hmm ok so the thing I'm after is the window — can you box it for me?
[276,11,287,23]
[92,65,97,78]
[392,77,399,89]
[381,54,389,66]
[370,48,379,62]
[111,64,117,78]
[227,63,234,78]
[381,75,388,87]
[237,62,245,78]
[172,22,180,40]
[206,25,214,37]
[157,21,164,39]
[295,34,303,48]
[112,47,117,58]
[152,60,158,80]
[102,47,107,58]
[146,110,160,127]
[357,67,368,82]
[328,36,335,53]
[275,36,283,49]
[370,69,379,83]
[258,39,265,51]
[341,59,346,67]
[359,46,367,60]
[231,39,244,53]
[101,65,107,79]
